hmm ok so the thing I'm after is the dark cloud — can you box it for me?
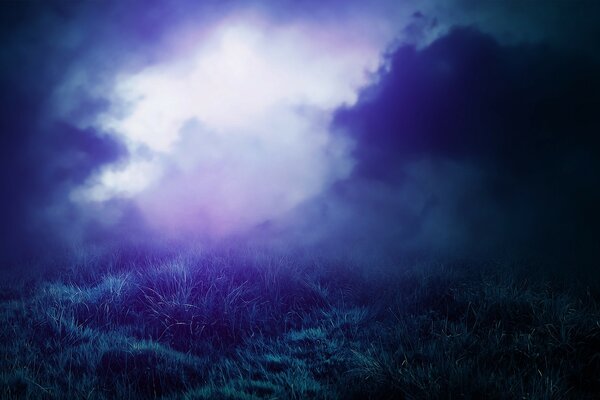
[330,27,600,268]
[0,2,132,263]
[0,96,126,263]
[1,1,599,273]
[442,0,600,57]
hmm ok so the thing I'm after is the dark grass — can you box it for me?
[1,249,600,399]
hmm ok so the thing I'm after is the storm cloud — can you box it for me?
[1,1,599,271]
[310,27,600,265]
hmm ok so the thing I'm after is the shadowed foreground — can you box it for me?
[1,250,599,399]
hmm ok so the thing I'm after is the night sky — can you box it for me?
[1,0,599,272]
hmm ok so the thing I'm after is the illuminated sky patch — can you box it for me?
[71,13,384,235]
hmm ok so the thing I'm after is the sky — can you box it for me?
[1,0,599,271]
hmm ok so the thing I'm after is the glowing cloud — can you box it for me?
[71,14,383,236]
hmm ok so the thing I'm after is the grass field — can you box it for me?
[1,247,599,399]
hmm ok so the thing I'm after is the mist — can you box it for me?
[3,2,600,399]
[1,0,599,273]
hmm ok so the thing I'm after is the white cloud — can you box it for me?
[73,13,384,236]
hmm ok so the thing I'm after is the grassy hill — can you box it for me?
[1,249,599,399]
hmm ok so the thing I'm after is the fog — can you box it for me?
[1,0,599,274]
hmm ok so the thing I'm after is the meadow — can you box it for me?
[1,247,599,399]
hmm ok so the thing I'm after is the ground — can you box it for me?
[1,248,599,399]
